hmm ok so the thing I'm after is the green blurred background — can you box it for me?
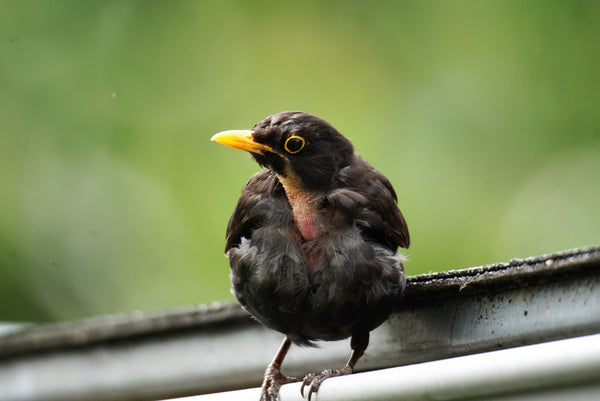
[2,1,599,323]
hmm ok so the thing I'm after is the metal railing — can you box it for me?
[1,246,599,401]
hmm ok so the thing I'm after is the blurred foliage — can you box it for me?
[1,1,599,322]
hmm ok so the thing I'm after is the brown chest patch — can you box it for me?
[277,175,323,243]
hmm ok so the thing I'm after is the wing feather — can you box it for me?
[331,155,409,250]
[225,168,290,252]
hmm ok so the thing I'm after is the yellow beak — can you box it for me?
[211,130,281,157]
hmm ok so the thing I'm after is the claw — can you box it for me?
[299,373,311,397]
[307,385,316,401]
[301,368,348,400]
[260,366,297,401]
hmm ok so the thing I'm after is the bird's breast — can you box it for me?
[277,175,323,243]
[287,191,322,242]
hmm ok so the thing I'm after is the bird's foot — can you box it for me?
[300,366,352,400]
[260,365,298,401]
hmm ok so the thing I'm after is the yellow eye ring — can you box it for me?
[284,135,305,154]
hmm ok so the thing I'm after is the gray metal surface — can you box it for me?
[174,333,600,401]
[1,246,599,401]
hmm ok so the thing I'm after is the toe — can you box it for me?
[300,373,315,397]
[261,367,298,401]
[300,369,350,400]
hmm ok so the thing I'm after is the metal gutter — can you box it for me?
[1,246,599,401]
[174,333,600,401]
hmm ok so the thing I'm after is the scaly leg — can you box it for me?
[301,332,369,401]
[260,337,298,401]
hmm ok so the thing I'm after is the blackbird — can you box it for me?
[211,111,409,401]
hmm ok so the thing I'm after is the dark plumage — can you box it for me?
[212,111,409,401]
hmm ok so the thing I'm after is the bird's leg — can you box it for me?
[260,337,298,401]
[301,332,369,401]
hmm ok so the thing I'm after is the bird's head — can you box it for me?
[211,111,355,192]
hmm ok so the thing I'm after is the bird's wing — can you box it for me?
[372,170,410,249]
[224,168,289,252]
[331,156,410,251]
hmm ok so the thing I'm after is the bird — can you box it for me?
[211,111,409,401]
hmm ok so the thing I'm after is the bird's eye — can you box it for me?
[284,136,305,154]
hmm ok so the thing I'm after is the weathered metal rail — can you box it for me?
[1,246,599,401]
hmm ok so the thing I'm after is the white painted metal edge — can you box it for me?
[172,333,600,401]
